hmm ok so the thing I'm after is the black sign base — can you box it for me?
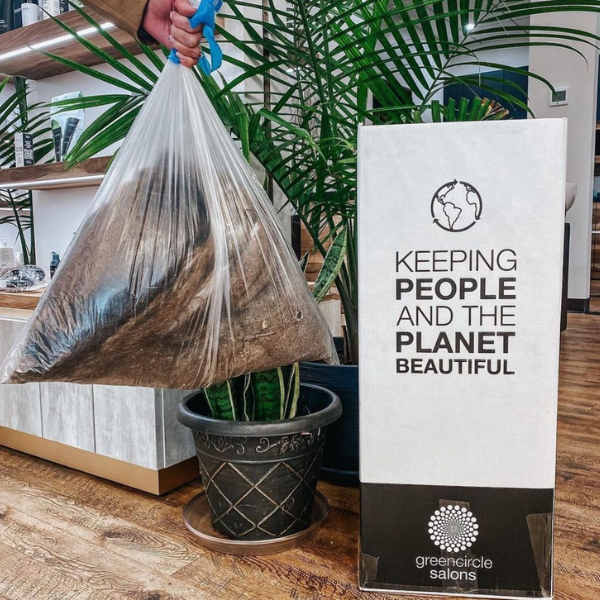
[360,483,553,598]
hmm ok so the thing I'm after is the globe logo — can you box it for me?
[428,505,479,553]
[431,180,482,232]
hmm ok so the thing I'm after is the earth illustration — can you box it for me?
[431,180,482,232]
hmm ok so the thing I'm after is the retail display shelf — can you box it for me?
[0,156,110,191]
[0,10,225,81]
[0,10,139,80]
[0,290,43,311]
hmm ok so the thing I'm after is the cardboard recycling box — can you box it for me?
[358,120,566,599]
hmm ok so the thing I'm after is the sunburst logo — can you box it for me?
[428,504,479,553]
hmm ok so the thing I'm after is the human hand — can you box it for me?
[142,0,203,68]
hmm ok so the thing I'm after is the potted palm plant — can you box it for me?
[44,1,600,484]
[178,364,341,542]
[216,0,600,484]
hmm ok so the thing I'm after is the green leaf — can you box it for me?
[240,374,254,422]
[40,51,145,95]
[251,368,285,421]
[299,251,310,273]
[43,11,154,91]
[64,97,140,163]
[204,380,238,420]
[137,38,167,73]
[431,100,442,123]
[49,95,132,111]
[284,363,301,419]
[313,230,347,303]
[67,1,160,83]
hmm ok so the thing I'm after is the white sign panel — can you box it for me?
[358,119,566,599]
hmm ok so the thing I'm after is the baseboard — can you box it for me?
[567,298,590,313]
[0,426,199,495]
[157,456,200,494]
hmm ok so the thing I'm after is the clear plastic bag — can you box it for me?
[0,61,336,389]
[0,265,49,293]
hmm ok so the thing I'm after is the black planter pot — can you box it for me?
[178,383,341,541]
[300,338,359,486]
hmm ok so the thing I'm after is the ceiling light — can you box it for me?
[465,22,475,32]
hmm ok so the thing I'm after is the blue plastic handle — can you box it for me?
[169,0,223,74]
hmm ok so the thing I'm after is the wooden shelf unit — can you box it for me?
[0,10,140,80]
[0,156,110,190]
[0,290,43,310]
[0,11,226,81]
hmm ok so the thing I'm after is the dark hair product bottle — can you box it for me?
[51,119,62,161]
[49,252,60,278]
[0,0,13,33]
[61,116,80,158]
[13,0,24,29]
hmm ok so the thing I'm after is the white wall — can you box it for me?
[528,13,600,301]
[33,187,96,269]
[0,223,23,254]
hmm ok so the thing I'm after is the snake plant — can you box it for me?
[204,364,300,421]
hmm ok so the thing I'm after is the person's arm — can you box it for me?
[81,0,203,67]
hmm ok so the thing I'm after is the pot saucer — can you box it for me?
[183,491,329,555]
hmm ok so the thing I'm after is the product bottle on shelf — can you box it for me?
[21,1,42,26]
[0,240,14,267]
[49,251,60,277]
[13,0,23,29]
[0,0,13,33]
[40,0,67,19]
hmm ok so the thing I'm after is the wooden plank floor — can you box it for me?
[589,278,600,313]
[0,313,597,599]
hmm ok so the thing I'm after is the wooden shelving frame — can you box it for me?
[0,156,110,190]
[0,10,225,81]
[0,290,43,310]
[0,10,140,80]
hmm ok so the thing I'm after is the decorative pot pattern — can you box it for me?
[193,428,326,459]
[178,384,341,541]
[194,430,326,540]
